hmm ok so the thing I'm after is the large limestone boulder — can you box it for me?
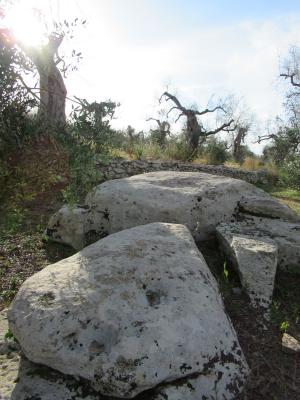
[216,226,278,308]
[8,223,249,399]
[46,171,279,250]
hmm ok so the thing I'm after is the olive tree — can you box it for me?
[0,6,84,127]
[146,117,171,148]
[159,91,234,156]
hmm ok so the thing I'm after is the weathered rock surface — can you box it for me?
[216,226,278,308]
[0,309,21,399]
[282,333,300,354]
[0,308,102,400]
[46,204,107,250]
[238,196,300,222]
[46,171,278,250]
[8,223,249,399]
[218,218,300,273]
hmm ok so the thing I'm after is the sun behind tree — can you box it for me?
[0,0,84,127]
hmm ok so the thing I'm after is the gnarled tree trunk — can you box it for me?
[233,126,248,161]
[185,111,202,153]
[17,34,67,127]
[160,92,234,157]
[37,61,66,126]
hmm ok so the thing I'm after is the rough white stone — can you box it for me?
[46,205,88,250]
[154,360,246,400]
[216,226,278,308]
[238,197,300,222]
[218,218,300,273]
[1,309,102,400]
[282,333,300,354]
[8,223,249,399]
[47,171,276,250]
[46,205,108,251]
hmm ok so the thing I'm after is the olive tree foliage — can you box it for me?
[202,137,229,165]
[258,46,300,189]
[146,116,171,148]
[260,46,300,166]
[159,91,235,157]
[70,97,120,153]
[262,122,300,164]
[0,2,85,128]
[0,36,37,156]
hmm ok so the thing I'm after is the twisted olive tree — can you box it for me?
[146,117,171,148]
[159,92,234,155]
[0,8,84,127]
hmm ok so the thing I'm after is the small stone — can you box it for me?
[282,333,300,354]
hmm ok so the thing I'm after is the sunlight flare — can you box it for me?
[2,0,53,47]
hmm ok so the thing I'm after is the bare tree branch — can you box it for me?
[280,73,300,87]
[195,105,226,116]
[17,75,42,104]
[160,91,185,110]
[166,106,181,117]
[146,117,160,124]
[175,113,185,123]
[256,134,277,144]
[203,119,235,137]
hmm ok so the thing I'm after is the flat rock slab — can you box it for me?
[8,223,249,399]
[238,197,300,222]
[47,171,276,250]
[216,226,278,308]
[217,218,300,273]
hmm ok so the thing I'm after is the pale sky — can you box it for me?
[5,0,300,153]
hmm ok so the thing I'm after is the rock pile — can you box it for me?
[5,170,300,399]
[46,171,300,307]
[96,158,268,185]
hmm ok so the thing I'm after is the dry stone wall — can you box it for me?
[96,159,269,184]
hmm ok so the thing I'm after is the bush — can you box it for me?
[234,145,254,165]
[70,98,120,154]
[279,156,300,189]
[54,129,102,204]
[202,138,228,165]
[0,43,37,158]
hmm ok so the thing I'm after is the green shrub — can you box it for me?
[70,98,120,154]
[202,138,228,165]
[0,44,37,159]
[60,138,102,204]
[279,156,300,190]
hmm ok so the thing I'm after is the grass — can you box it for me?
[269,187,300,215]
[270,188,300,202]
